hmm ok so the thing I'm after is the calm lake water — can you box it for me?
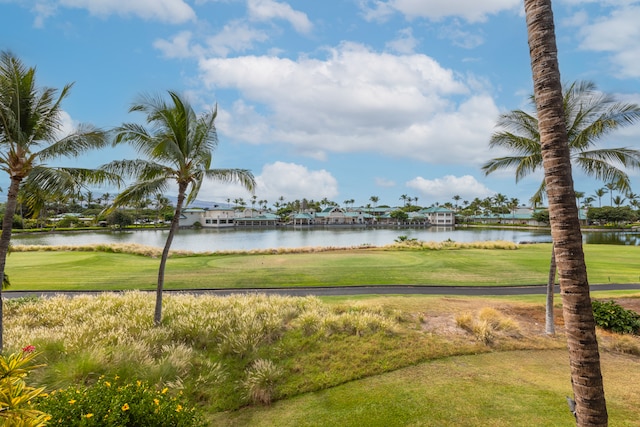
[10,226,634,252]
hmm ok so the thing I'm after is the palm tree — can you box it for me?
[154,194,170,224]
[625,191,638,206]
[482,80,640,203]
[102,91,255,326]
[85,190,95,209]
[483,80,640,337]
[369,195,379,208]
[582,196,595,208]
[605,182,619,207]
[612,195,626,207]
[574,191,584,208]
[399,194,408,207]
[593,187,607,208]
[493,193,507,213]
[0,51,113,351]
[101,192,111,207]
[452,194,461,211]
[524,1,607,423]
[508,198,519,218]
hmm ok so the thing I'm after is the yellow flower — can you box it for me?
[161,387,168,394]
[85,414,94,418]
[176,404,183,413]
[105,381,111,388]
[122,403,130,411]
[136,380,142,387]
[114,375,120,380]
[154,399,160,406]
[68,399,76,405]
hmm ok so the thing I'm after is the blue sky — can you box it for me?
[1,0,640,208]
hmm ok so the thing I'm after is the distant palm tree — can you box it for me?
[493,193,507,213]
[154,194,170,224]
[605,182,619,206]
[452,195,461,211]
[85,190,94,208]
[593,188,607,208]
[369,195,379,208]
[0,51,114,351]
[582,196,595,208]
[102,91,255,325]
[612,195,626,207]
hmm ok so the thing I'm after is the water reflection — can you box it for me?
[11,227,637,251]
[585,232,640,246]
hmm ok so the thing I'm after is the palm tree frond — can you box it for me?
[109,178,169,212]
[37,124,108,160]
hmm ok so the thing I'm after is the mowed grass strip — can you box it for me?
[6,243,640,290]
[209,349,640,427]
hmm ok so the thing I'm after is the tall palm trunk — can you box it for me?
[546,244,556,335]
[524,1,607,425]
[154,183,187,326]
[0,177,23,352]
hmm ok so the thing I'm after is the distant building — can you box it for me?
[179,207,236,228]
[420,206,455,226]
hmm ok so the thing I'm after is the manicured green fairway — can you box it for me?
[6,243,640,290]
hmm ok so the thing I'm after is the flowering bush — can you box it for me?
[0,346,50,426]
[36,376,204,426]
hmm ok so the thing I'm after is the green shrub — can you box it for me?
[0,346,49,426]
[592,300,640,334]
[36,376,204,426]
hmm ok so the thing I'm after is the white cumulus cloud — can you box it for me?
[58,0,196,23]
[198,42,500,166]
[576,5,640,78]
[359,0,520,23]
[198,161,339,203]
[406,175,494,201]
[247,0,313,33]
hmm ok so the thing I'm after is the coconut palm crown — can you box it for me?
[102,91,255,325]
[482,80,640,203]
[0,50,114,351]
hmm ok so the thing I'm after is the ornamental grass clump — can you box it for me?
[36,376,204,426]
[456,308,521,345]
[241,359,282,405]
[386,240,518,251]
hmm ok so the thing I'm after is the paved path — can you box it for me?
[5,283,640,299]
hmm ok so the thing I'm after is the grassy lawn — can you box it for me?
[6,243,640,290]
[211,349,640,427]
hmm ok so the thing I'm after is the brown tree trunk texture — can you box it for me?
[154,183,187,326]
[546,243,556,335]
[0,177,22,352]
[523,0,608,425]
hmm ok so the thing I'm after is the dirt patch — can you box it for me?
[608,297,640,314]
[421,314,467,336]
